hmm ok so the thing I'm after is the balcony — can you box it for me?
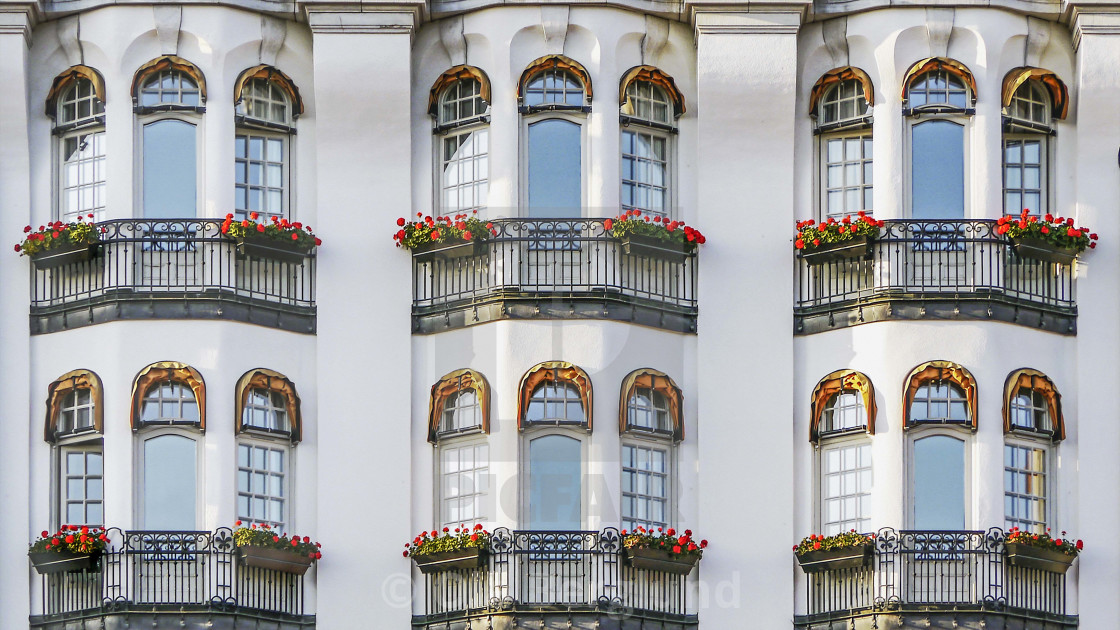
[794,220,1077,335]
[412,528,698,629]
[795,528,1077,630]
[411,219,698,334]
[30,529,314,630]
[29,219,316,335]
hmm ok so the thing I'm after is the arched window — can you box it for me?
[233,369,301,530]
[903,58,975,113]
[235,368,302,440]
[45,369,104,441]
[1003,369,1063,439]
[810,370,876,441]
[234,66,303,222]
[518,362,591,430]
[1002,369,1062,533]
[130,362,206,430]
[137,70,201,109]
[428,369,490,441]
[47,68,107,222]
[1001,69,1067,217]
[811,68,874,220]
[618,368,682,532]
[619,368,683,439]
[519,55,590,112]
[810,370,875,534]
[430,67,491,216]
[428,369,491,529]
[44,369,105,528]
[904,361,976,429]
[619,67,684,219]
[520,57,590,221]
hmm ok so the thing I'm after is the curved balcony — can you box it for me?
[411,219,698,334]
[794,220,1077,335]
[795,528,1077,630]
[412,528,698,629]
[30,529,315,629]
[29,219,316,335]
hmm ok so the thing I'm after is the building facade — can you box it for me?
[0,0,1117,628]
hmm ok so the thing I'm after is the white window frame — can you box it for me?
[235,130,290,222]
[519,111,589,218]
[135,112,204,219]
[135,428,203,530]
[236,437,291,531]
[620,434,675,532]
[815,434,872,535]
[620,124,673,219]
[436,435,491,530]
[1003,436,1052,534]
[435,122,489,218]
[241,387,291,435]
[906,427,973,530]
[819,131,873,222]
[519,427,588,530]
[1001,131,1050,217]
[54,439,104,528]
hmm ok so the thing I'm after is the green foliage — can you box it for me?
[222,213,320,249]
[406,524,490,558]
[794,530,874,556]
[605,210,706,248]
[793,213,882,252]
[393,213,492,250]
[29,525,110,554]
[16,218,100,257]
[997,211,1096,253]
[233,522,322,559]
[621,526,706,559]
[1005,527,1083,557]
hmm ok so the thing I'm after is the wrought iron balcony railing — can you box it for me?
[411,218,698,333]
[796,528,1075,627]
[29,219,316,334]
[31,529,313,626]
[794,220,1077,335]
[413,528,697,627]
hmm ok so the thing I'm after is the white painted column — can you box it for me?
[308,3,420,626]
[0,4,35,625]
[692,3,804,625]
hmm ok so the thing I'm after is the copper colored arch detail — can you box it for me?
[809,66,875,116]
[130,362,206,431]
[1003,368,1065,441]
[44,369,104,442]
[1002,67,1069,121]
[234,65,305,117]
[131,56,208,102]
[618,65,686,117]
[428,369,491,442]
[518,55,592,103]
[903,361,977,429]
[618,368,684,441]
[45,65,107,118]
[235,368,303,443]
[809,370,877,443]
[518,361,593,431]
[428,65,492,117]
[902,57,977,105]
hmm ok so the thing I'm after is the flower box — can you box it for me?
[29,550,100,575]
[411,240,485,264]
[234,237,314,264]
[624,548,700,575]
[795,545,873,574]
[30,242,100,270]
[1010,236,1079,266]
[1004,542,1076,574]
[620,234,694,263]
[238,546,315,575]
[798,236,873,264]
[412,548,487,574]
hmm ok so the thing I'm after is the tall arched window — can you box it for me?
[619,368,683,532]
[233,368,302,529]
[44,369,105,527]
[1001,69,1068,217]
[430,67,491,217]
[429,369,491,529]
[810,370,876,534]
[47,68,107,223]
[1002,369,1063,533]
[520,57,590,220]
[518,362,591,430]
[811,68,874,221]
[234,66,303,221]
[619,67,685,219]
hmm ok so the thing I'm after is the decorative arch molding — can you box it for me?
[518,361,592,431]
[1001,67,1069,120]
[517,55,592,103]
[809,369,876,443]
[902,57,976,104]
[131,56,208,103]
[618,65,686,118]
[428,368,491,442]
[808,66,875,117]
[233,64,305,117]
[44,369,104,442]
[45,65,106,118]
[903,360,977,430]
[235,368,303,442]
[618,368,684,441]
[427,65,491,117]
[130,362,206,431]
[1003,368,1065,441]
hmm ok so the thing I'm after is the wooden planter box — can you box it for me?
[30,242,101,270]
[798,236,873,265]
[29,550,100,575]
[1010,236,1079,266]
[795,545,873,574]
[1004,542,1077,574]
[410,240,485,264]
[619,234,694,264]
[624,548,700,575]
[238,546,314,575]
[412,547,487,574]
[235,237,314,264]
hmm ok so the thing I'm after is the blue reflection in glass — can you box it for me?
[144,434,197,529]
[528,119,581,218]
[913,435,965,529]
[912,120,964,219]
[529,434,581,530]
[144,120,197,218]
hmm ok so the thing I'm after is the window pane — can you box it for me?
[144,435,197,529]
[143,120,197,218]
[529,435,581,530]
[528,119,581,218]
[913,435,965,529]
[912,120,964,220]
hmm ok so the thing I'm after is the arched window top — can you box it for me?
[904,360,977,429]
[235,368,302,442]
[619,65,685,122]
[46,66,106,121]
[1004,368,1064,441]
[619,368,683,441]
[428,65,491,122]
[518,55,592,111]
[809,66,874,122]
[810,370,876,442]
[518,361,592,431]
[130,362,206,431]
[428,368,491,442]
[44,369,103,442]
[132,56,207,109]
[234,65,304,125]
[1002,67,1069,123]
[903,58,976,112]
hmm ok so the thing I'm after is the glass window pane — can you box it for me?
[528,119,581,218]
[144,435,197,529]
[912,120,964,219]
[913,435,965,529]
[143,120,197,218]
[529,435,581,530]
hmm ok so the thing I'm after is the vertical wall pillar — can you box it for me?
[692,2,805,626]
[308,4,420,626]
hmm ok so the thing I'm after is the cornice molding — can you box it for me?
[1065,4,1120,50]
[305,3,423,34]
[689,3,809,36]
[0,3,38,47]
